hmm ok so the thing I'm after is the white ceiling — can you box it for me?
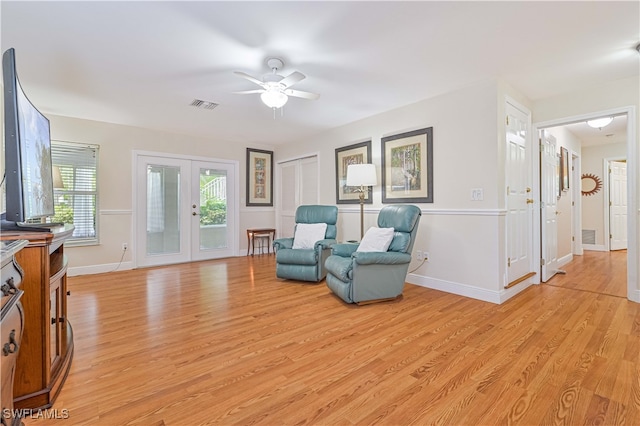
[2,1,639,146]
[561,115,628,147]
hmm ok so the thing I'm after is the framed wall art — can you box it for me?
[335,140,372,204]
[381,127,433,203]
[246,148,273,206]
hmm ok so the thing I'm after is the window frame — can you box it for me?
[50,140,100,247]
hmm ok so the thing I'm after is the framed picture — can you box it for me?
[382,127,433,203]
[335,140,372,204]
[246,148,273,206]
[560,147,569,192]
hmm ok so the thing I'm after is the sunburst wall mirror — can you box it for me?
[581,173,602,196]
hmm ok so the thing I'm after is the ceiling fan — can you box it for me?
[234,58,320,110]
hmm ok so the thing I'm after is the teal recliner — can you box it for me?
[325,205,421,304]
[273,205,338,282]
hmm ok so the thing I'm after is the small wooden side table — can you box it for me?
[246,228,276,256]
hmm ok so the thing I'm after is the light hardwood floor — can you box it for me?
[24,251,639,425]
[544,250,627,298]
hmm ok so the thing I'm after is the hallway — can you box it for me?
[545,250,628,298]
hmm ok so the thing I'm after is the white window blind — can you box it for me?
[49,141,99,245]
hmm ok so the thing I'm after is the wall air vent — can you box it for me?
[190,99,219,110]
[582,229,596,245]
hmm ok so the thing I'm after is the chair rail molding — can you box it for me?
[338,207,506,216]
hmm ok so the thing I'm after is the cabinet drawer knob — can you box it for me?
[2,329,19,356]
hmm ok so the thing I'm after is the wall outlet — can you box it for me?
[416,250,424,261]
[122,243,128,251]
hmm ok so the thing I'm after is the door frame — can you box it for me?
[131,150,240,268]
[604,157,627,251]
[533,105,638,302]
[571,152,583,256]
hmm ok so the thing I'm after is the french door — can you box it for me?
[135,154,237,268]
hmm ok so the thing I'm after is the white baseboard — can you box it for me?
[557,253,573,268]
[406,273,533,305]
[68,261,134,277]
[582,244,607,252]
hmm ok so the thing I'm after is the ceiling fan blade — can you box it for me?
[234,71,266,88]
[279,71,305,88]
[233,89,265,95]
[284,88,320,100]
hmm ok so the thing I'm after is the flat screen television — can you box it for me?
[2,47,56,231]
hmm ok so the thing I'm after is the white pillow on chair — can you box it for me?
[356,227,395,252]
[292,223,328,249]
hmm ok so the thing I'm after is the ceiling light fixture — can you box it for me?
[260,84,288,109]
[586,117,613,129]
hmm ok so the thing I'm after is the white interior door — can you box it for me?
[299,156,319,205]
[276,155,318,239]
[136,154,237,267]
[505,103,533,285]
[610,160,628,250]
[540,131,559,282]
[277,160,299,239]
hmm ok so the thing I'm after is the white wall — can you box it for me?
[278,80,514,303]
[48,115,276,272]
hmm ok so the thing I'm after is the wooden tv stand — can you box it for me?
[0,225,74,410]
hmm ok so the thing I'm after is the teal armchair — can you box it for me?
[325,205,421,304]
[273,205,338,282]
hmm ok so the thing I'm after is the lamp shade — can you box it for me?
[346,164,377,186]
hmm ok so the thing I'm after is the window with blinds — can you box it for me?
[49,141,99,245]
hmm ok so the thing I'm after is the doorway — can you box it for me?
[133,152,239,268]
[534,107,637,301]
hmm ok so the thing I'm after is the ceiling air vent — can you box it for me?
[190,99,219,110]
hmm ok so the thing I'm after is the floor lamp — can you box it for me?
[346,163,377,239]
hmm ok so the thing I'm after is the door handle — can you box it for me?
[192,212,198,216]
[526,199,534,204]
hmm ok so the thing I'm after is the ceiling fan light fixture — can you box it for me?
[260,87,288,109]
[586,117,613,129]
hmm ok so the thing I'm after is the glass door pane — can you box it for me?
[198,167,228,250]
[192,160,236,261]
[146,164,181,254]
